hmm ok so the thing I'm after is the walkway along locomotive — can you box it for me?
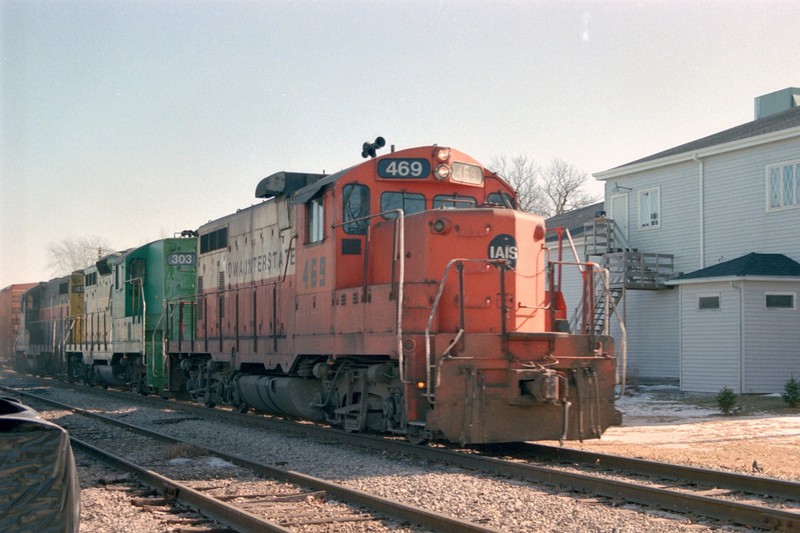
[162,142,620,444]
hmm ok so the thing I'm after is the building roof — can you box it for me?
[596,105,800,178]
[544,201,604,241]
[668,253,800,285]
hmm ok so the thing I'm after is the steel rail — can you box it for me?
[426,447,800,532]
[5,387,503,533]
[520,442,800,501]
[70,437,292,533]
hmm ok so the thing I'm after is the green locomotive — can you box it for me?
[15,236,198,394]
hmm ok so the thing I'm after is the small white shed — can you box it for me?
[668,253,800,393]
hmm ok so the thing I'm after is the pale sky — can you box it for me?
[1,0,797,288]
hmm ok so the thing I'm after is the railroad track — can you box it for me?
[464,444,800,532]
[498,442,800,501]
[4,386,500,533]
[4,374,800,531]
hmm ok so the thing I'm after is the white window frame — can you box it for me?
[638,187,660,229]
[765,292,796,310]
[308,196,325,244]
[697,294,720,311]
[766,159,800,212]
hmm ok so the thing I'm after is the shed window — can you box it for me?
[698,295,720,310]
[767,160,800,211]
[639,187,660,229]
[766,293,795,309]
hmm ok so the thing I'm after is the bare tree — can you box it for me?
[540,158,599,216]
[488,155,548,214]
[490,154,599,217]
[46,236,113,277]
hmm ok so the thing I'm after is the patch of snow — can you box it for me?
[167,456,235,468]
[204,457,235,468]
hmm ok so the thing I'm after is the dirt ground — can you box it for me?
[549,386,800,481]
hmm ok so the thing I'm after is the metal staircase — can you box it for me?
[571,217,674,335]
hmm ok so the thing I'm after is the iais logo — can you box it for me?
[488,234,518,269]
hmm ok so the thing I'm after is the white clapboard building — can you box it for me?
[548,88,800,393]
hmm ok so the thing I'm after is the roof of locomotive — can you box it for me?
[292,166,354,206]
[197,145,513,234]
[255,171,328,199]
[288,145,498,206]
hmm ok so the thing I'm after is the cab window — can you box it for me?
[342,183,370,235]
[308,196,324,243]
[487,192,516,208]
[433,194,477,209]
[381,192,425,219]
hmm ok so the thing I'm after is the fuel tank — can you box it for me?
[236,375,325,420]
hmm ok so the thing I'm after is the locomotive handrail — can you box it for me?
[122,276,148,358]
[548,259,628,397]
[280,235,297,283]
[549,260,609,336]
[425,258,504,404]
[151,310,164,376]
[332,208,407,384]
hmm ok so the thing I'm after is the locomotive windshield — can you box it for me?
[433,194,477,209]
[381,191,425,219]
[487,191,516,208]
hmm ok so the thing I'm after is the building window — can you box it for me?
[767,160,800,211]
[308,196,324,243]
[766,293,795,309]
[698,295,720,310]
[639,187,660,229]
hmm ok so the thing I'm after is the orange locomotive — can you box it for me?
[167,140,619,444]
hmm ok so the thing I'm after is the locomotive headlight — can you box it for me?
[434,147,450,162]
[434,164,451,180]
[430,218,451,234]
[416,381,427,390]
